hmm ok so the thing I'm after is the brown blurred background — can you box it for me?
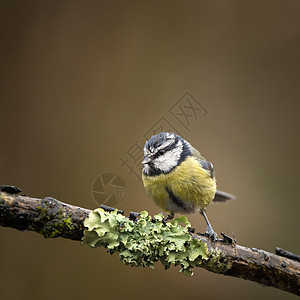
[1,1,299,299]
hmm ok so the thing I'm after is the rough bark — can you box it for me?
[0,191,299,296]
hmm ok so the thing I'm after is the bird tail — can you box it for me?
[213,190,236,203]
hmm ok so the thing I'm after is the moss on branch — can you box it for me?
[82,209,210,276]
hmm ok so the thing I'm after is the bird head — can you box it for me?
[142,132,191,175]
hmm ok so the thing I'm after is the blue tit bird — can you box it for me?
[142,132,235,241]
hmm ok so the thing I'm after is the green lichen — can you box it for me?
[0,192,5,204]
[203,249,231,273]
[0,192,9,208]
[82,209,209,276]
[35,205,73,239]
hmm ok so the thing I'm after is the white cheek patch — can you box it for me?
[153,141,183,173]
[143,164,150,175]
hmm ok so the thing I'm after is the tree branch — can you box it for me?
[0,191,299,296]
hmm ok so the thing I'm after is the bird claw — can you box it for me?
[205,227,218,242]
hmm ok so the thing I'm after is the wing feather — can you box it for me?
[190,146,215,179]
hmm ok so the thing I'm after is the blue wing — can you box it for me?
[200,160,215,179]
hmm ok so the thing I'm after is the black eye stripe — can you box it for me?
[153,143,177,158]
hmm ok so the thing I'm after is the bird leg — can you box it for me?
[163,212,174,223]
[200,210,218,241]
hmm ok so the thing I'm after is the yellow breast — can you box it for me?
[142,156,216,214]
